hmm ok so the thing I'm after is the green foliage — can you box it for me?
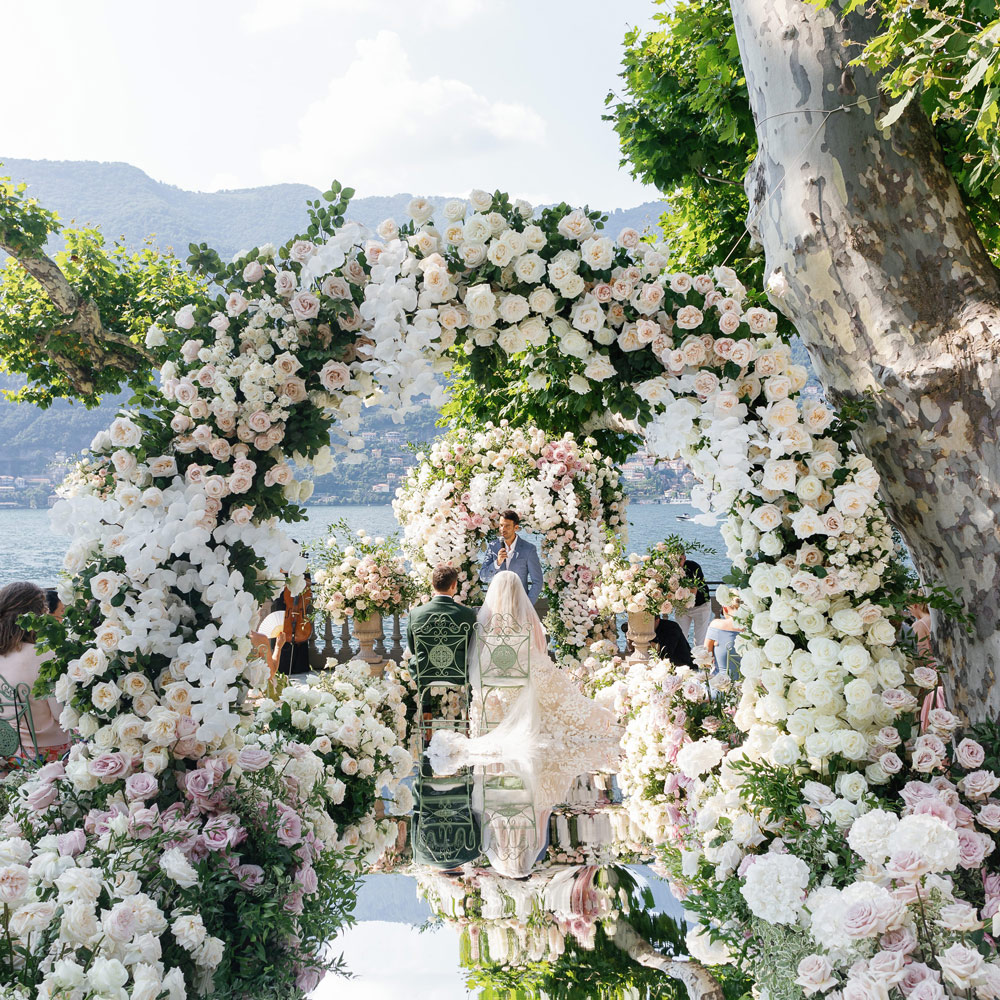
[604,1,766,285]
[814,0,1000,263]
[462,868,693,1000]
[0,168,207,408]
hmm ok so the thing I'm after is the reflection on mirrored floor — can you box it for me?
[311,742,690,999]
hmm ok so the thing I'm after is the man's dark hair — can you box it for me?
[500,509,520,525]
[431,564,459,592]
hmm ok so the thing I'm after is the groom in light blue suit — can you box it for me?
[479,509,543,604]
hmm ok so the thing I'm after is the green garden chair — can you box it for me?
[0,674,39,762]
[475,613,532,731]
[411,613,474,737]
[411,760,482,869]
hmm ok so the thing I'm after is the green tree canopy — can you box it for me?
[606,0,1000,267]
[0,169,205,407]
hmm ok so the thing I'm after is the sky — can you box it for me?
[2,0,664,207]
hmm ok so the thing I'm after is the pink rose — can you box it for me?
[57,829,87,856]
[274,270,297,297]
[880,752,903,774]
[208,438,232,462]
[899,963,938,995]
[0,864,30,903]
[289,240,315,263]
[247,410,271,433]
[284,886,305,914]
[282,377,308,403]
[231,505,254,526]
[243,260,265,283]
[125,773,158,801]
[291,292,320,321]
[276,806,302,847]
[88,753,130,781]
[295,864,319,894]
[955,738,986,770]
[25,782,58,812]
[226,292,249,317]
[961,770,1000,801]
[977,803,1000,832]
[957,828,992,868]
[321,275,351,300]
[909,981,946,1000]
[795,955,837,995]
[184,768,217,801]
[879,926,916,954]
[319,360,351,391]
[237,748,272,772]
[236,864,264,888]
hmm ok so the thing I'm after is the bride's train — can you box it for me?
[426,570,621,774]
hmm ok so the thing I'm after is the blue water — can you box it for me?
[1,502,727,588]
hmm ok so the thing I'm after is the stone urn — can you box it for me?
[626,609,656,662]
[353,614,385,673]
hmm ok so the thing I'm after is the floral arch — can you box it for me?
[1,181,983,1000]
[393,422,626,653]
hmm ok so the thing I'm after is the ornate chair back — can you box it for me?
[411,612,473,734]
[411,764,481,869]
[475,613,532,731]
[0,674,39,761]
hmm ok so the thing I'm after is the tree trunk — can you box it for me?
[610,919,724,1000]
[729,0,1000,724]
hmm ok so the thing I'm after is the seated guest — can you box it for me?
[0,582,69,761]
[705,597,744,678]
[654,616,695,667]
[407,564,478,694]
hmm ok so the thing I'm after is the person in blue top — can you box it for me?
[705,595,744,678]
[479,510,543,605]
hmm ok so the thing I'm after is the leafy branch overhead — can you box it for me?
[0,169,204,407]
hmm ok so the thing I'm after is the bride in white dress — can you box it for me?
[426,570,620,770]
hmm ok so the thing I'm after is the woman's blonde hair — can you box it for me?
[0,582,46,655]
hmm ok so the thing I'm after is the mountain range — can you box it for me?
[0,158,668,261]
[0,158,669,474]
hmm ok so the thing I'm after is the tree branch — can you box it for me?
[0,237,157,394]
[610,919,725,1000]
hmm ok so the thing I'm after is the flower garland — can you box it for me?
[590,536,698,618]
[308,522,418,625]
[0,657,412,998]
[393,422,625,654]
[0,189,436,998]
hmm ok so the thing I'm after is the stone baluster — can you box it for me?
[338,619,353,663]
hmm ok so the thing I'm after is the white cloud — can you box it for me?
[259,30,545,195]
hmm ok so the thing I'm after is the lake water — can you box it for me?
[4,502,728,588]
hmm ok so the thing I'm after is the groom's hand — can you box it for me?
[496,546,507,566]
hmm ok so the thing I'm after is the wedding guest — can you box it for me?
[674,552,713,646]
[705,597,743,678]
[45,588,65,620]
[479,510,543,605]
[407,564,478,715]
[654,616,694,667]
[0,582,69,761]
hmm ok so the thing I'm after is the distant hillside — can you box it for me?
[0,158,668,260]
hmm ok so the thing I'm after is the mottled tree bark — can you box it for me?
[611,919,724,1000]
[729,0,1000,723]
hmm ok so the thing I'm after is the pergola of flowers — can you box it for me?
[393,422,625,655]
[0,182,991,1000]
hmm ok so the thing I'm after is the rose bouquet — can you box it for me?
[0,734,359,998]
[309,522,418,625]
[591,536,702,618]
[253,660,415,867]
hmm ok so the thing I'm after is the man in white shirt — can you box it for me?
[478,509,543,604]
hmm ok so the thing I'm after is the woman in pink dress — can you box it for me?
[0,581,69,764]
